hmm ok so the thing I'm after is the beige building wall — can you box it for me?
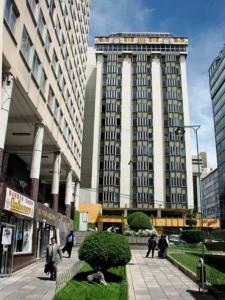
[2,0,90,181]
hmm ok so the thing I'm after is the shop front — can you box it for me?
[0,185,35,273]
[37,203,57,258]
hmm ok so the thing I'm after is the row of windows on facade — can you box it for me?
[167,193,187,203]
[101,103,182,114]
[99,160,153,171]
[29,0,86,110]
[47,87,83,140]
[99,176,153,187]
[5,0,86,107]
[96,44,187,53]
[100,131,184,143]
[20,23,84,125]
[104,53,179,63]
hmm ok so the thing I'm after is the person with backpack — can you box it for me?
[146,235,157,258]
[62,230,75,258]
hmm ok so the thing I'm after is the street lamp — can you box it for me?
[175,125,205,260]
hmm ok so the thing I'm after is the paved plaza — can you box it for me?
[0,248,216,300]
[127,250,215,300]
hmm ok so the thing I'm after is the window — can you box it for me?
[48,86,55,113]
[40,69,47,93]
[4,0,19,33]
[52,50,59,76]
[32,51,41,81]
[21,27,33,66]
[28,0,39,21]
[15,218,33,253]
[38,9,45,38]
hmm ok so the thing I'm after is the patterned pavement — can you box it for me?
[127,250,215,300]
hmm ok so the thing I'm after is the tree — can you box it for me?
[78,231,131,271]
[185,213,197,228]
[129,212,152,230]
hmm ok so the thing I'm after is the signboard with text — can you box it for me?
[4,188,35,218]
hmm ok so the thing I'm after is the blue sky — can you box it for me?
[89,0,225,168]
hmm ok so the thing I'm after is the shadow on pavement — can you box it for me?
[37,276,53,281]
[186,289,215,299]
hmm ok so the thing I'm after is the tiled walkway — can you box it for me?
[0,248,79,300]
[127,250,215,300]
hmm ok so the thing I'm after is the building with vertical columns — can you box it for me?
[81,33,194,220]
[209,45,225,228]
[0,0,90,272]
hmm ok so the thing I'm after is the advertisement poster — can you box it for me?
[1,227,12,245]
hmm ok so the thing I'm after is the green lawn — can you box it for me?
[170,252,225,288]
[54,264,128,300]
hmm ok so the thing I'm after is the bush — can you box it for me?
[181,230,205,243]
[129,212,152,230]
[185,213,197,227]
[78,231,131,271]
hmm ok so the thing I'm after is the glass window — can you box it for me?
[21,27,33,65]
[15,218,33,253]
[4,0,18,33]
[32,51,41,81]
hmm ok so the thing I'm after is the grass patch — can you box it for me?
[54,264,128,300]
[169,243,211,253]
[170,252,225,289]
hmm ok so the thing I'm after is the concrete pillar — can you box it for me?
[65,169,73,219]
[152,55,165,208]
[51,151,61,212]
[74,181,80,211]
[180,55,194,210]
[0,74,14,177]
[120,54,132,208]
[30,124,44,201]
[91,53,103,202]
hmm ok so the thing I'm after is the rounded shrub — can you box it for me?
[181,230,205,243]
[129,212,152,230]
[78,231,131,271]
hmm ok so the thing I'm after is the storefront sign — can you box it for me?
[4,188,34,218]
[37,203,57,226]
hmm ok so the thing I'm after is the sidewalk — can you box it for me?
[127,250,215,300]
[0,247,79,300]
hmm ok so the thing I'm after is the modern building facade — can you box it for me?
[192,152,210,212]
[209,45,225,228]
[81,32,194,213]
[201,168,220,218]
[0,0,90,273]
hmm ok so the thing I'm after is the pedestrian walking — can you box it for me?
[146,235,157,258]
[46,237,62,280]
[158,234,169,258]
[62,230,76,258]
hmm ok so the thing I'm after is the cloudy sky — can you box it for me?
[88,0,225,168]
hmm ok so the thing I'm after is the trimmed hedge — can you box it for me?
[129,212,152,230]
[181,230,205,243]
[78,231,131,271]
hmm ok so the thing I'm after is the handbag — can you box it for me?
[44,262,53,274]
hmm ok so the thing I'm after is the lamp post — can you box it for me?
[175,125,204,260]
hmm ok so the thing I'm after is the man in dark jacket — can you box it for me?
[146,235,157,258]
[158,234,169,258]
[62,230,75,258]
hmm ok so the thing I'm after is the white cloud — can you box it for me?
[89,0,155,44]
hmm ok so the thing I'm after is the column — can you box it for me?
[180,55,194,210]
[30,124,44,201]
[91,53,103,202]
[65,169,73,219]
[0,74,14,177]
[51,151,61,212]
[152,55,165,208]
[74,181,80,211]
[120,54,132,208]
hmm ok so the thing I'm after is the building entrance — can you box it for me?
[0,223,15,277]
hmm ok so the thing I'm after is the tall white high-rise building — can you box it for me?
[81,32,193,211]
